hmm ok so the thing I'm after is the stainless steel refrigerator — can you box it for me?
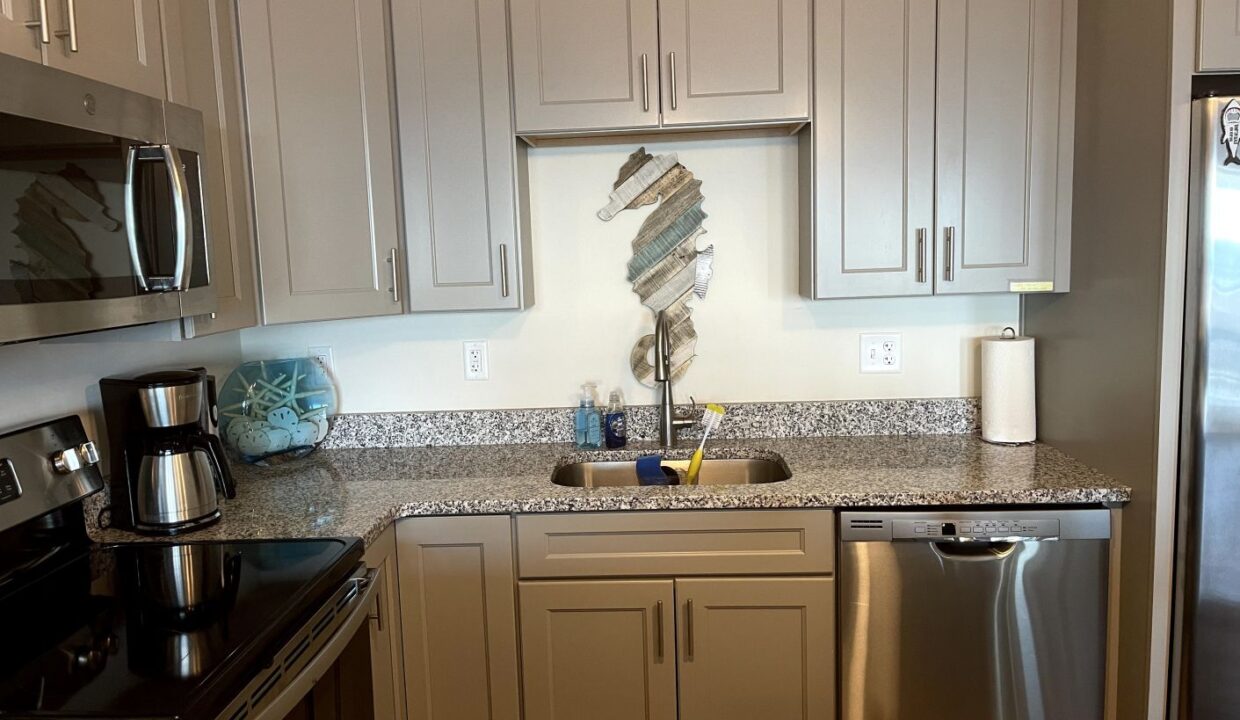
[1174,85,1240,718]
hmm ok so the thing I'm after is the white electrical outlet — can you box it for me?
[308,345,334,376]
[463,341,489,381]
[859,333,902,374]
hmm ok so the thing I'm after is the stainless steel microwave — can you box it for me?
[0,55,215,344]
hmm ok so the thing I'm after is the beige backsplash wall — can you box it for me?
[242,135,1019,413]
[0,331,243,442]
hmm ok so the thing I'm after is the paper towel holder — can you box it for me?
[1000,326,1018,339]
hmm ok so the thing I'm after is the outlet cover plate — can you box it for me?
[463,341,489,381]
[308,345,334,376]
[860,333,902,374]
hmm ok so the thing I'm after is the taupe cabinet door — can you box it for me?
[802,0,936,299]
[238,0,404,324]
[393,0,532,311]
[659,0,810,127]
[510,0,660,133]
[520,580,678,720]
[0,0,42,62]
[43,0,165,99]
[1200,0,1240,71]
[162,0,258,336]
[362,526,407,720]
[396,516,521,720]
[934,0,1076,295]
[675,577,835,720]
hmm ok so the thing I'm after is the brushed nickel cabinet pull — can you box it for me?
[57,0,78,52]
[655,600,664,659]
[685,598,694,659]
[387,248,400,304]
[641,53,650,112]
[915,228,926,283]
[25,0,50,44]
[944,227,956,282]
[669,52,678,111]
[499,244,510,298]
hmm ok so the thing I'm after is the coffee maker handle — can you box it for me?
[195,434,237,500]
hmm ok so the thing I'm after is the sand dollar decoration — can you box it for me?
[218,357,337,465]
[598,148,715,387]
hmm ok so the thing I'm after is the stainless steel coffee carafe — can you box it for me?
[100,368,236,535]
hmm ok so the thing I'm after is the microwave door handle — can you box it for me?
[123,146,151,291]
[161,144,193,291]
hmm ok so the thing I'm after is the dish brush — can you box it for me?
[686,403,726,485]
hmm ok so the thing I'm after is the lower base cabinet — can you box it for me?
[676,578,835,720]
[395,516,522,720]
[520,580,679,720]
[519,576,835,720]
[362,527,407,720]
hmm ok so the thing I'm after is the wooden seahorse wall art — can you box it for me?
[597,147,715,387]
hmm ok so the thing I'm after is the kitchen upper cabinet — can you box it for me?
[935,0,1076,295]
[675,578,835,720]
[801,0,1075,299]
[237,0,404,324]
[510,0,659,133]
[1200,0,1240,71]
[519,580,678,720]
[510,0,808,135]
[161,0,258,336]
[396,516,521,720]
[43,0,166,99]
[0,0,42,62]
[801,0,936,299]
[393,0,533,311]
[658,0,810,127]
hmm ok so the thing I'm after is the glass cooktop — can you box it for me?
[0,537,362,719]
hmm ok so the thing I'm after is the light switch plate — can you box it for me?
[463,341,489,381]
[860,333,902,374]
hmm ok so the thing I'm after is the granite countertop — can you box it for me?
[89,434,1129,548]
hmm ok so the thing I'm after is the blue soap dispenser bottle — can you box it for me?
[575,383,602,449]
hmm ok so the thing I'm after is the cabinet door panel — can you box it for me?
[0,0,42,62]
[164,0,258,336]
[510,0,659,133]
[659,0,810,126]
[394,0,530,310]
[935,0,1075,294]
[676,577,835,720]
[44,0,165,98]
[238,0,403,323]
[520,580,677,720]
[1200,0,1240,71]
[802,0,936,298]
[396,516,521,720]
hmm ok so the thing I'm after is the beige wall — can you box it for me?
[243,135,1018,412]
[0,331,243,466]
[1023,0,1179,715]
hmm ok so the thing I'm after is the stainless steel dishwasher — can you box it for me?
[839,509,1110,720]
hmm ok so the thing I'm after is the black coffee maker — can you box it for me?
[100,368,236,535]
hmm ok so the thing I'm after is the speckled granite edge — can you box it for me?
[321,397,980,448]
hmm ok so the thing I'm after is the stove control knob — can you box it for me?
[78,441,100,466]
[51,447,83,474]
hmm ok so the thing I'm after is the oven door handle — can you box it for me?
[251,568,380,720]
[123,144,193,292]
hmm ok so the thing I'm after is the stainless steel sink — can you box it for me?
[551,458,791,487]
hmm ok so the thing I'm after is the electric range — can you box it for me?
[0,417,370,720]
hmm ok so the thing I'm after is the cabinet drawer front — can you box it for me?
[516,510,834,578]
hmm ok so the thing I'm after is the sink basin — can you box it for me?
[551,458,791,487]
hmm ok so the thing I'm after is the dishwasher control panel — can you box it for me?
[892,518,1061,541]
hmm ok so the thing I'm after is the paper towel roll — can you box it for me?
[981,329,1036,444]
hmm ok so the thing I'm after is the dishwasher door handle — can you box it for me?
[931,541,1017,561]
